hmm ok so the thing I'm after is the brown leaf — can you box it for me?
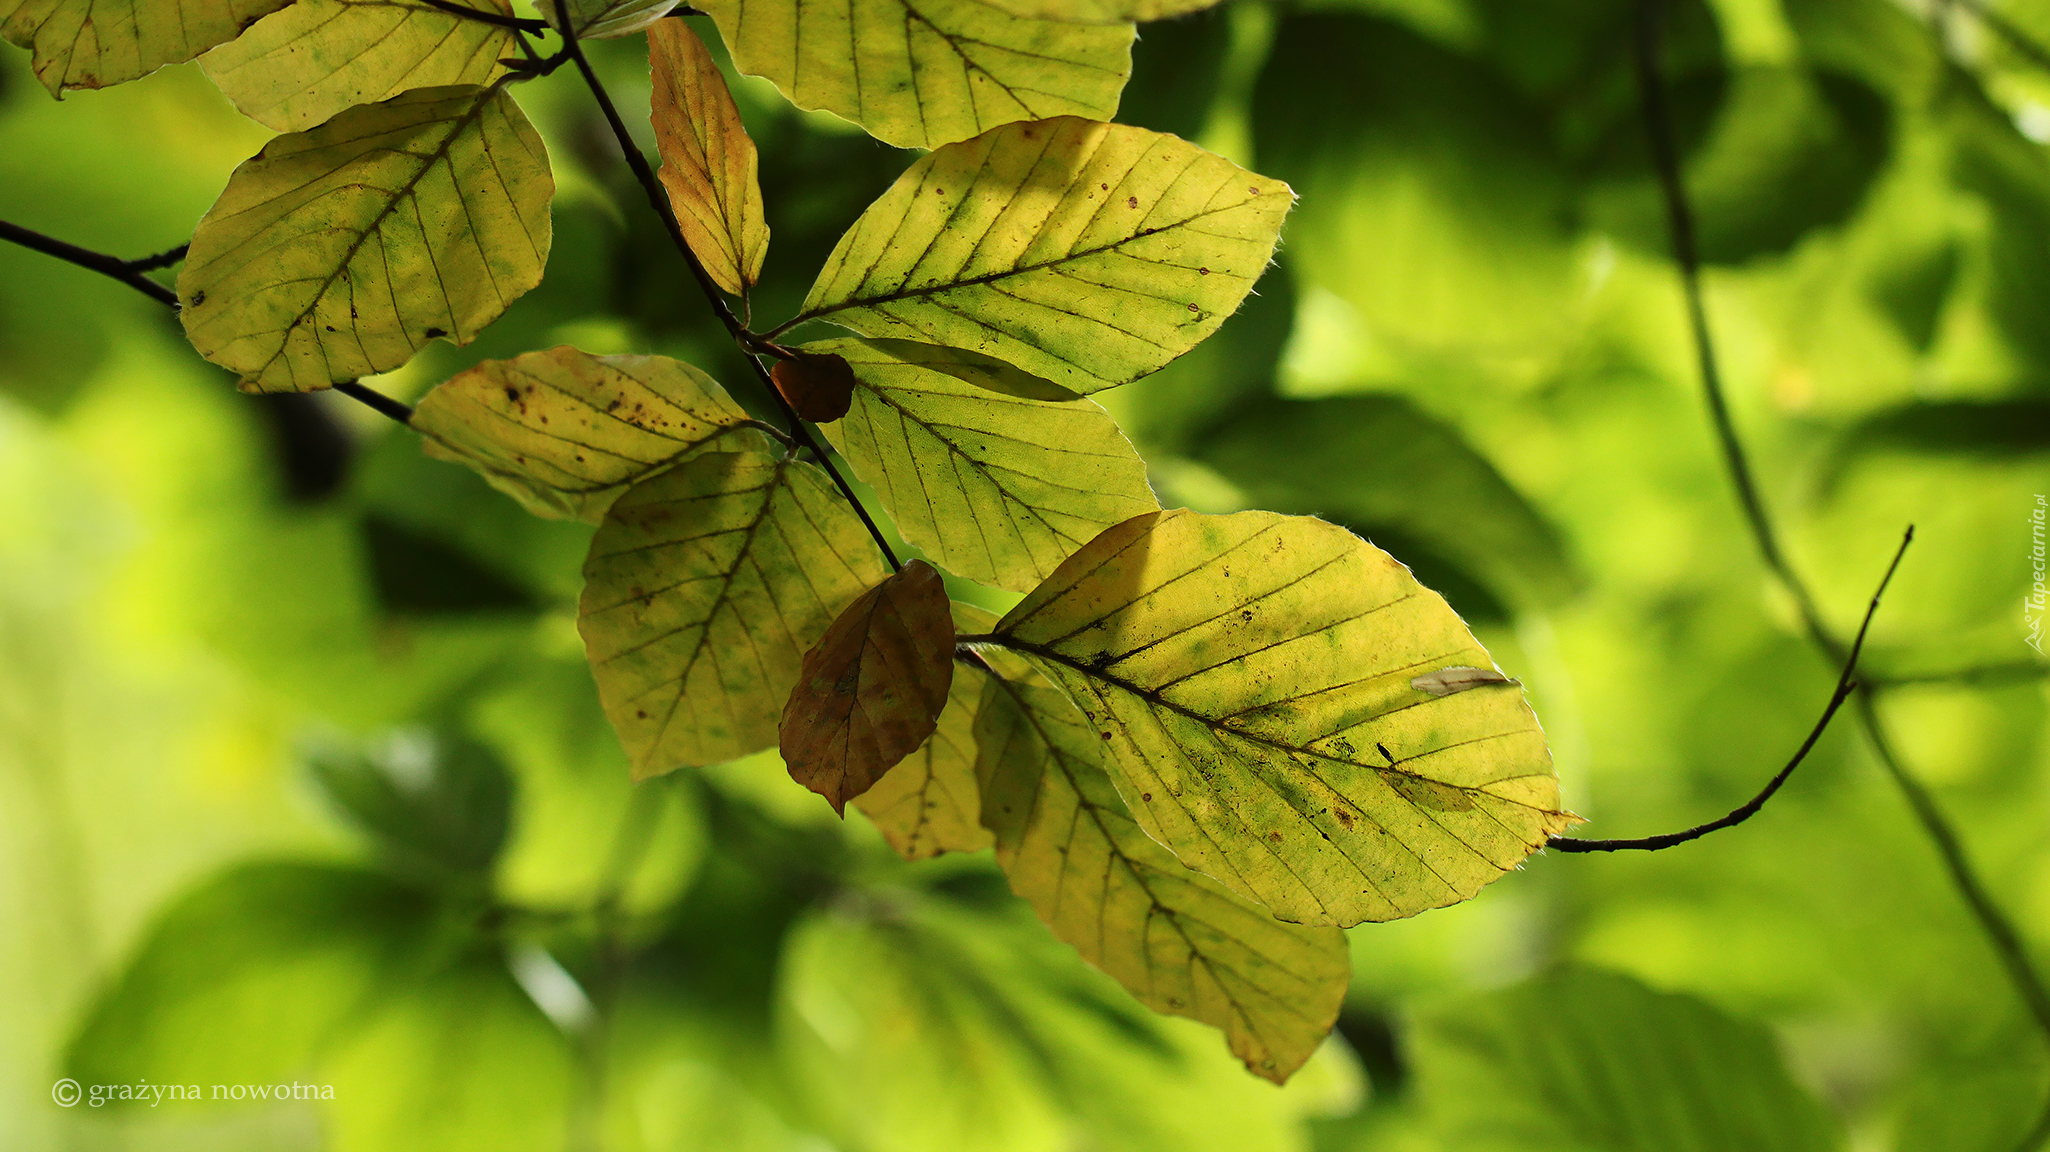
[649,19,769,296]
[770,352,857,422]
[782,560,955,813]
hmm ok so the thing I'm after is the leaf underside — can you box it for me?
[201,0,516,132]
[696,0,1132,150]
[580,439,889,778]
[179,84,553,394]
[782,560,956,813]
[796,117,1292,395]
[411,345,752,523]
[2,0,293,95]
[992,508,1575,928]
[813,336,1158,593]
[546,0,679,38]
[649,17,768,296]
[976,671,1349,1082]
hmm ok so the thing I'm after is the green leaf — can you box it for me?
[979,0,1218,24]
[986,508,1574,927]
[543,0,678,39]
[579,437,891,778]
[200,0,517,132]
[852,601,1002,860]
[781,559,956,814]
[67,863,435,1090]
[2,0,292,95]
[412,346,752,523]
[179,84,553,394]
[791,118,1292,395]
[697,0,1132,150]
[811,336,1158,593]
[975,669,1350,1083]
[650,18,768,296]
[1409,966,1842,1152]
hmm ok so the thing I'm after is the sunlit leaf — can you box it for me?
[791,118,1292,395]
[200,0,517,132]
[852,602,1004,860]
[782,559,955,813]
[769,350,855,422]
[649,18,767,296]
[976,669,1349,1082]
[2,0,292,95]
[1410,967,1841,1152]
[580,436,890,778]
[180,84,552,394]
[979,0,1217,24]
[412,345,751,523]
[811,336,1158,592]
[985,508,1574,927]
[696,0,1132,150]
[543,0,678,38]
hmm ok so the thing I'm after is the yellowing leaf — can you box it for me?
[543,0,678,38]
[811,336,1157,593]
[649,18,767,297]
[200,0,516,132]
[2,0,291,95]
[975,670,1349,1083]
[852,602,1005,860]
[696,0,1131,150]
[986,508,1575,928]
[411,346,752,523]
[980,0,1218,22]
[580,438,889,778]
[179,84,552,394]
[790,117,1292,395]
[769,352,855,422]
[782,560,955,813]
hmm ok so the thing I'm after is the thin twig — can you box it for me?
[1549,527,1910,852]
[552,0,901,570]
[1632,2,2050,1144]
[417,0,551,33]
[123,243,189,272]
[334,381,415,424]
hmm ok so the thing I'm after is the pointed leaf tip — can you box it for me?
[770,352,857,423]
[783,560,956,813]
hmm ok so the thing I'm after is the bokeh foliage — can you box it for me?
[1,0,2048,1149]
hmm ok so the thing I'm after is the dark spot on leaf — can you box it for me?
[1198,267,1209,275]
[636,710,647,718]
[1141,792,1152,802]
[188,290,206,306]
[1100,183,1108,190]
[1335,808,1355,830]
[1269,831,1282,842]
[1188,303,1200,313]
[1377,742,1394,763]
[1248,186,1259,195]
[1126,196,1139,209]
[425,327,446,339]
[1240,609,1252,621]
[325,325,336,332]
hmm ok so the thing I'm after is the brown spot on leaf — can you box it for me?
[1126,195,1139,209]
[425,327,447,339]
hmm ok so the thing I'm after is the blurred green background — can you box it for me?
[3,0,2049,1148]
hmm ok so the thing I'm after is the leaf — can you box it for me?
[781,559,955,813]
[179,84,553,394]
[1,0,293,96]
[851,601,1003,859]
[975,670,1350,1083]
[696,0,1132,150]
[412,346,751,523]
[986,508,1575,928]
[649,18,768,296]
[770,351,856,422]
[200,0,517,132]
[543,0,678,38]
[811,336,1157,593]
[979,0,1219,24]
[791,117,1293,395]
[579,436,891,778]
[1409,967,1842,1152]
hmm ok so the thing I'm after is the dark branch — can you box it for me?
[1549,527,1911,853]
[124,243,189,272]
[417,0,551,33]
[553,0,901,570]
[333,381,415,424]
[2,219,179,307]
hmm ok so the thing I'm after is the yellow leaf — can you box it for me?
[696,0,1131,150]
[782,560,955,813]
[179,84,552,394]
[3,0,291,95]
[981,0,1218,20]
[649,18,767,297]
[580,437,890,778]
[789,118,1291,395]
[852,602,1006,860]
[976,668,1349,1083]
[811,336,1157,593]
[200,0,517,132]
[411,346,753,523]
[986,508,1576,927]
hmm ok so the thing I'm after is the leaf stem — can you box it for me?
[0,219,413,426]
[551,1,900,570]
[1629,2,2050,1141]
[417,0,552,33]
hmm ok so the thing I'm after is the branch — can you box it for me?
[417,0,551,33]
[1549,527,1910,853]
[0,219,414,426]
[552,1,901,570]
[1632,3,2050,1143]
